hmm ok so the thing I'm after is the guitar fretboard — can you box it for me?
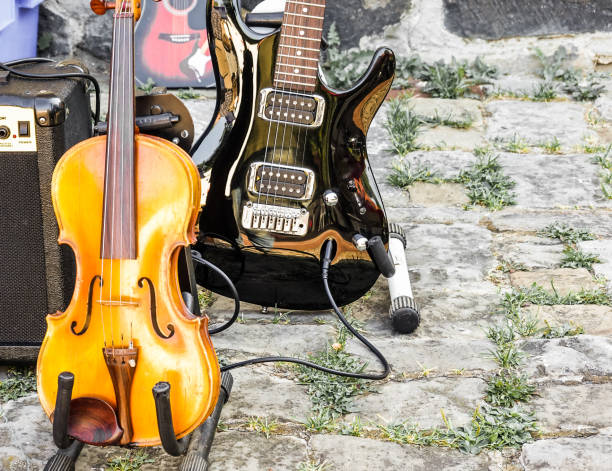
[273,0,326,93]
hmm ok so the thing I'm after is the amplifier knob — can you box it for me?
[352,234,368,251]
[323,190,339,206]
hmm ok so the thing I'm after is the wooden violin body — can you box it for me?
[37,135,219,446]
[37,0,219,447]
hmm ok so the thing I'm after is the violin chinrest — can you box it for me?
[52,397,123,446]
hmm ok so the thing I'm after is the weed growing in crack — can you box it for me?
[247,416,279,438]
[531,81,558,102]
[593,145,612,199]
[298,460,332,471]
[0,367,36,402]
[456,152,516,210]
[485,371,536,407]
[338,416,365,437]
[497,134,530,154]
[384,96,422,155]
[387,161,441,188]
[487,323,517,346]
[502,283,612,308]
[303,409,336,432]
[561,245,601,270]
[539,136,562,154]
[487,342,525,368]
[533,46,607,101]
[176,88,201,100]
[198,289,215,309]
[419,110,474,129]
[136,78,156,95]
[497,258,528,273]
[539,320,584,339]
[107,450,155,471]
[537,222,596,244]
[421,57,497,99]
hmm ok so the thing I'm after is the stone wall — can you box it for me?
[37,0,612,77]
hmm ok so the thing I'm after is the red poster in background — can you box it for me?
[135,0,215,88]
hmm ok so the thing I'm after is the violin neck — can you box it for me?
[101,9,137,260]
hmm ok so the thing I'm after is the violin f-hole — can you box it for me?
[71,275,102,336]
[138,277,175,339]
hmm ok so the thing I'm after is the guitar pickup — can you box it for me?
[247,162,315,201]
[258,88,325,128]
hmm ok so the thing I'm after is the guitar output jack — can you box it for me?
[0,126,10,139]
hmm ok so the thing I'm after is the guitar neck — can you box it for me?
[273,0,327,93]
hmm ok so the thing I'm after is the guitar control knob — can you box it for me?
[323,190,339,206]
[346,180,357,192]
[352,234,368,251]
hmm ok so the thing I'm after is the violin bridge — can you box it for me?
[103,346,138,445]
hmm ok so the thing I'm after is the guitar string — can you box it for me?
[264,3,292,213]
[119,0,128,349]
[257,4,290,212]
[270,0,302,210]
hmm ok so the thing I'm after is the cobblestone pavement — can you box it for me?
[2,73,612,470]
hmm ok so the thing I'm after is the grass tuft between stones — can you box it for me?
[456,150,517,210]
[106,450,154,471]
[0,367,36,402]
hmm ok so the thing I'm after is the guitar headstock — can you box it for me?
[90,0,144,21]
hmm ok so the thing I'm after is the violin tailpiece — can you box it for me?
[103,346,138,445]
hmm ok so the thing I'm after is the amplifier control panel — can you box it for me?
[0,106,37,153]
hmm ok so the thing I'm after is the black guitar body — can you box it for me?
[191,0,395,310]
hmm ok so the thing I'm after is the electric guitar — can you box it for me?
[191,0,395,310]
[135,0,215,87]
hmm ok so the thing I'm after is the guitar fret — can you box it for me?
[285,12,324,20]
[278,44,321,52]
[286,0,325,7]
[278,53,319,61]
[274,78,313,86]
[277,63,319,71]
[282,24,321,31]
[282,34,321,41]
[274,0,326,92]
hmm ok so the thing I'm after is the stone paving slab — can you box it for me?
[509,268,601,295]
[532,383,612,434]
[346,337,497,375]
[212,324,336,358]
[492,234,564,269]
[520,428,612,471]
[521,336,612,381]
[417,128,486,151]
[485,101,597,147]
[399,182,470,207]
[498,153,606,209]
[348,377,486,428]
[207,431,308,471]
[578,239,612,284]
[484,209,612,238]
[525,304,612,336]
[309,434,495,471]
[221,366,312,423]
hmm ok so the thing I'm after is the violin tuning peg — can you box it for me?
[90,0,115,15]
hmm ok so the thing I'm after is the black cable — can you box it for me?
[0,61,101,124]
[195,239,390,381]
[191,252,241,335]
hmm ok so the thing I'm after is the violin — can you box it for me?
[36,0,220,447]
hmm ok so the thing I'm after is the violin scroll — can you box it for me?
[90,0,143,20]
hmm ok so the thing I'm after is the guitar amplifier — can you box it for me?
[0,60,92,361]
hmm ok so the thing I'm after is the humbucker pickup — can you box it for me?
[242,202,309,236]
[258,88,325,127]
[248,162,315,201]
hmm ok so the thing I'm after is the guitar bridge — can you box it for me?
[242,202,309,236]
[258,88,325,127]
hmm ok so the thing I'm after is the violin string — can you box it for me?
[118,0,128,347]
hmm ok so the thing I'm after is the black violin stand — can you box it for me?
[43,371,233,471]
